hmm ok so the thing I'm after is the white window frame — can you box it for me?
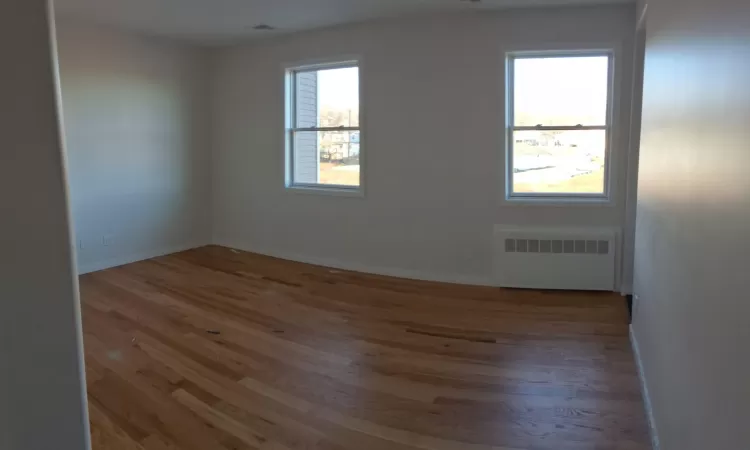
[284,59,363,195]
[506,50,615,202]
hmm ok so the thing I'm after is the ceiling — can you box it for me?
[53,0,632,44]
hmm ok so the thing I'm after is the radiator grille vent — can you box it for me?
[494,225,617,290]
[505,238,610,255]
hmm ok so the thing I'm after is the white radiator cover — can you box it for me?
[493,225,618,291]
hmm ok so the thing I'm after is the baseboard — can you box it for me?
[629,325,661,450]
[218,240,494,287]
[76,242,204,275]
[620,282,634,295]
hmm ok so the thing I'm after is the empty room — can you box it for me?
[3,0,749,450]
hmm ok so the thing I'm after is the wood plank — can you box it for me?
[79,245,651,450]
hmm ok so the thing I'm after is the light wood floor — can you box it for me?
[80,245,651,450]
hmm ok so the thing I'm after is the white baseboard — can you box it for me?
[620,283,634,295]
[629,325,661,450]
[218,240,493,287]
[76,242,204,275]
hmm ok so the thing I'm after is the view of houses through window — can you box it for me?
[289,64,360,188]
[289,56,610,195]
[509,54,611,197]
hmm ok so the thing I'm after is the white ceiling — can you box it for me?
[53,0,632,44]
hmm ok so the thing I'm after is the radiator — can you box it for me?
[493,225,617,291]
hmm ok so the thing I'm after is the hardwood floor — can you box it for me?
[79,245,651,450]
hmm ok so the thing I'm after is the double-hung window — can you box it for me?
[285,61,361,192]
[507,52,613,200]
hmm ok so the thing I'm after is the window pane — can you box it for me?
[512,130,606,194]
[295,66,359,128]
[293,130,360,187]
[513,56,609,127]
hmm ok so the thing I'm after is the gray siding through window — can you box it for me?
[295,71,318,183]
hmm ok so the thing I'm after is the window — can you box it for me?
[507,53,613,200]
[286,61,361,191]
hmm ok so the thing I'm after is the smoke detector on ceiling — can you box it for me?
[252,24,276,31]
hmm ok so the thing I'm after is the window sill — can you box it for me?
[503,195,613,207]
[285,185,364,198]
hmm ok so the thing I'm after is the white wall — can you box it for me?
[631,0,750,448]
[620,6,648,295]
[211,5,636,285]
[0,1,90,448]
[55,20,212,274]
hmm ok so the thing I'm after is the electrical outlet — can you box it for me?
[78,239,85,250]
[102,234,115,246]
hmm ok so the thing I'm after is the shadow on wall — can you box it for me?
[55,21,210,273]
